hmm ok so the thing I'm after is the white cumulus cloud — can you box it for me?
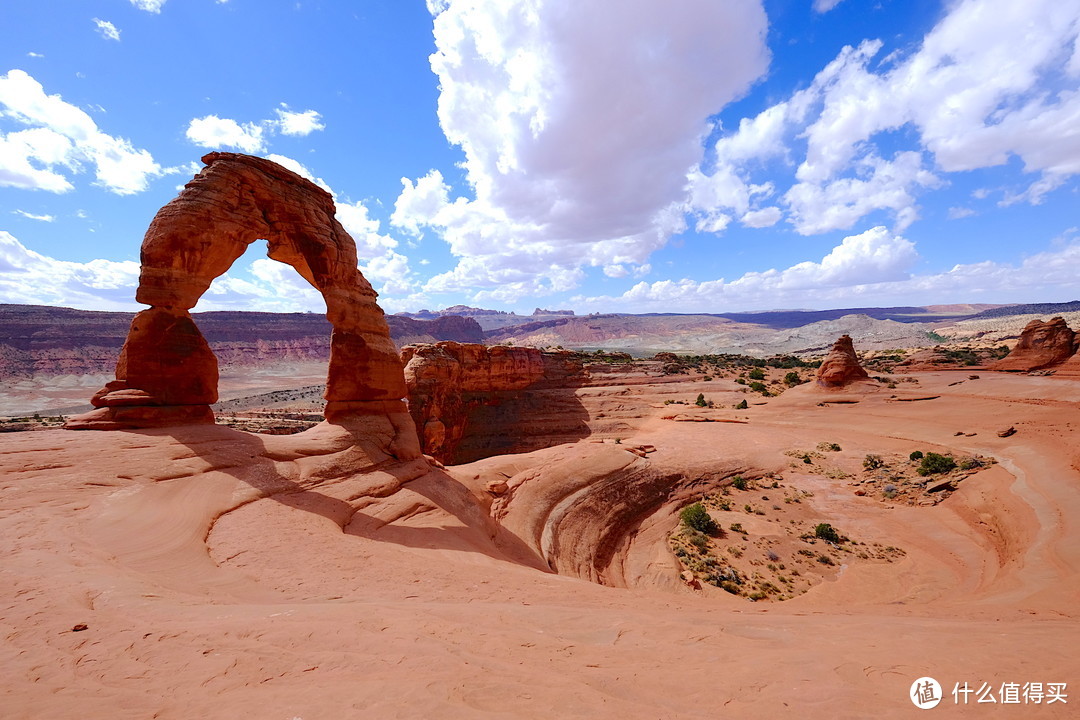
[399,0,770,302]
[185,115,265,153]
[690,0,1080,236]
[577,226,1080,312]
[0,70,160,194]
[274,105,325,136]
[0,231,141,310]
[186,105,326,152]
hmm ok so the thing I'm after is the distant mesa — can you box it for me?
[816,334,870,388]
[64,152,420,459]
[992,316,1078,372]
[532,308,575,316]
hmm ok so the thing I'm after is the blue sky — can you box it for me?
[1,0,1078,315]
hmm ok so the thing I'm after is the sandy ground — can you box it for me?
[1,370,1078,718]
[0,361,331,416]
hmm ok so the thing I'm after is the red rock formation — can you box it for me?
[992,317,1077,372]
[65,153,419,458]
[816,334,869,387]
[402,342,588,463]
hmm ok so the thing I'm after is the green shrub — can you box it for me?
[814,523,843,543]
[748,368,765,380]
[703,375,713,382]
[695,393,707,407]
[748,381,767,393]
[918,452,956,476]
[909,450,924,461]
[735,399,748,409]
[731,476,747,490]
[735,377,746,385]
[680,502,718,534]
[783,371,802,386]
[863,454,884,470]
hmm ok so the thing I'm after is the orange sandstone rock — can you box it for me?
[993,317,1077,372]
[65,153,417,458]
[401,342,587,463]
[816,335,870,388]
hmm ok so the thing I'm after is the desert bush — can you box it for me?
[909,450,924,461]
[748,368,765,380]
[735,399,748,410]
[784,371,803,386]
[918,452,957,476]
[863,454,885,470]
[695,393,707,407]
[731,476,747,490]
[814,523,843,543]
[680,502,718,534]
[748,381,767,394]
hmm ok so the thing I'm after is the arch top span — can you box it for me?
[65,152,420,459]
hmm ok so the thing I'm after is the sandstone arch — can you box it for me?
[66,153,419,457]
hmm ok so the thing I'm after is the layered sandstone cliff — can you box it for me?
[402,342,589,463]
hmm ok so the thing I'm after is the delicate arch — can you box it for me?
[66,153,418,456]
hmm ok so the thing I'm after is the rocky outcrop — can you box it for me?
[65,153,419,458]
[816,335,869,387]
[992,317,1077,372]
[402,342,588,463]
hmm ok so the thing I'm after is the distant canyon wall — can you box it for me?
[0,304,481,379]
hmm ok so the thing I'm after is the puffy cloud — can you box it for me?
[391,169,451,236]
[404,0,769,302]
[186,105,326,152]
[130,0,167,12]
[740,206,781,228]
[785,151,940,234]
[691,0,1080,235]
[274,105,324,136]
[186,115,265,153]
[0,70,160,194]
[578,227,1080,312]
[0,231,140,310]
[93,19,121,42]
